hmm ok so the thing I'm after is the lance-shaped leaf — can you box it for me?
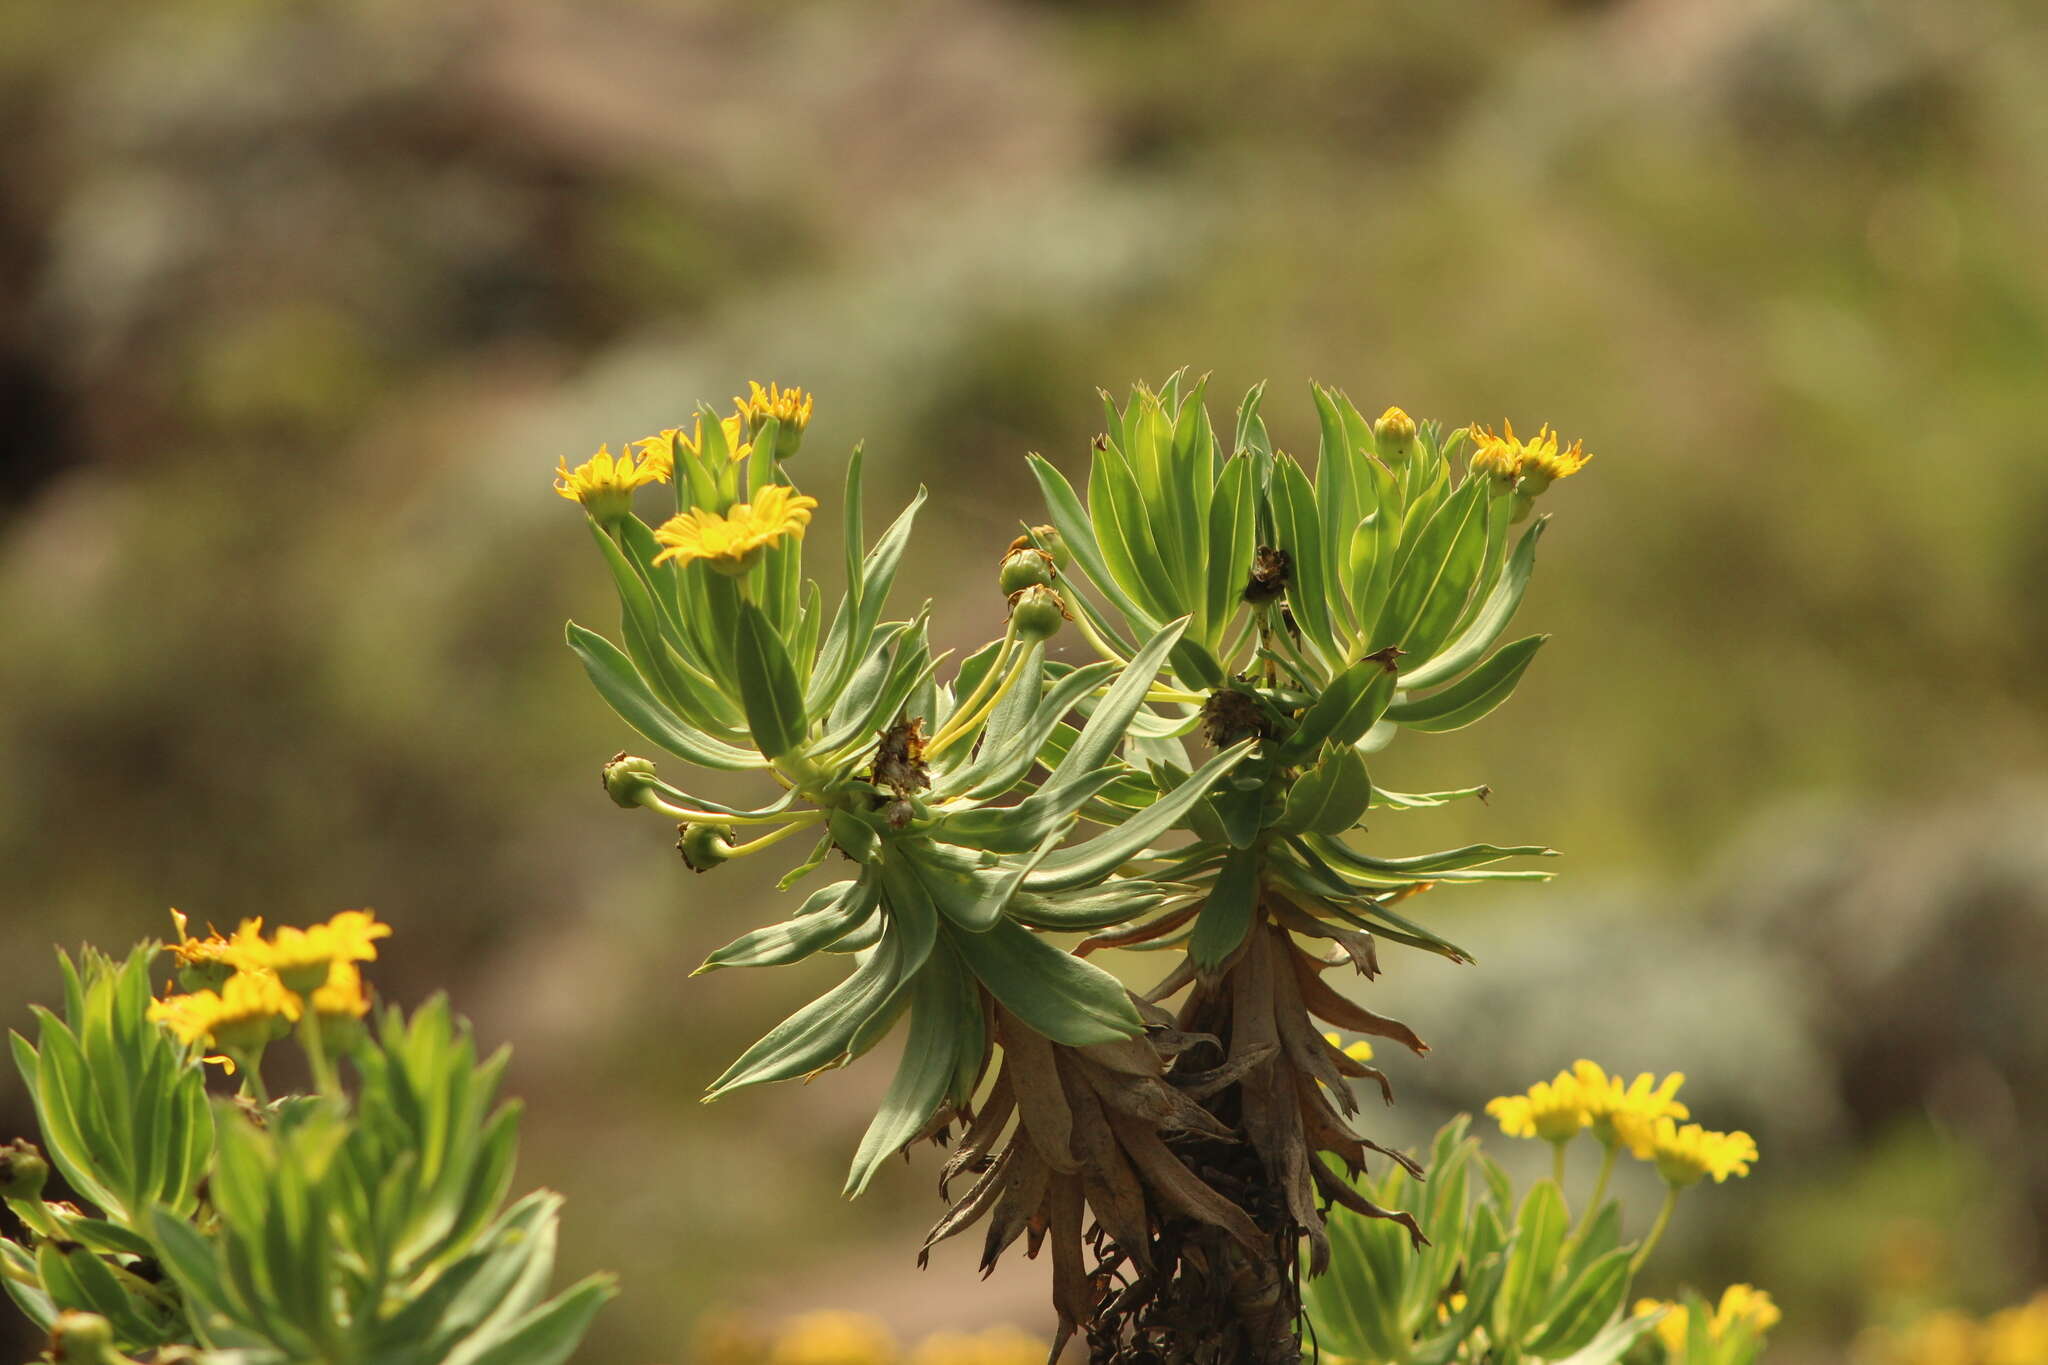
[733,600,808,759]
[1189,848,1259,970]
[1203,453,1257,651]
[1400,516,1547,691]
[704,930,907,1098]
[844,942,975,1197]
[1025,454,1161,639]
[1385,634,1547,733]
[1524,1247,1635,1359]
[1032,617,1188,805]
[1383,476,1490,667]
[906,833,1060,933]
[946,919,1142,1045]
[1280,652,1401,762]
[1271,453,1341,662]
[565,623,765,770]
[1005,881,1188,932]
[1026,740,1256,892]
[1309,836,1556,876]
[699,875,881,971]
[946,658,1115,800]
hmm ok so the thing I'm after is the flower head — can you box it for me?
[1468,421,1592,491]
[163,908,236,991]
[1635,1285,1781,1356]
[1622,1115,1758,1187]
[554,443,672,523]
[1573,1060,1689,1147]
[149,969,301,1060]
[226,910,391,994]
[309,960,373,1020]
[734,382,813,461]
[767,1311,894,1365]
[1486,1071,1588,1143]
[652,484,818,575]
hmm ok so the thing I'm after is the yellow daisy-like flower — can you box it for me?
[905,1325,1044,1365]
[1573,1060,1689,1148]
[149,969,301,1058]
[1468,421,1592,490]
[1622,1115,1758,1188]
[554,443,672,522]
[226,910,392,994]
[652,484,819,576]
[1322,1030,1375,1063]
[309,960,373,1020]
[165,908,232,972]
[734,382,813,461]
[1486,1071,1588,1143]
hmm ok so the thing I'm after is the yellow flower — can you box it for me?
[1573,1060,1689,1147]
[554,443,672,522]
[675,410,753,465]
[1985,1293,2048,1365]
[165,908,232,971]
[767,1311,894,1365]
[1469,421,1592,490]
[149,969,301,1059]
[1636,1298,1690,1354]
[734,381,813,461]
[226,910,391,994]
[906,1325,1045,1365]
[1486,1071,1588,1143]
[1713,1284,1781,1339]
[652,484,818,575]
[309,960,372,1020]
[1622,1116,1757,1187]
[1322,1030,1374,1063]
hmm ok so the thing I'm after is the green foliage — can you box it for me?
[1305,1117,1662,1365]
[2,947,613,1364]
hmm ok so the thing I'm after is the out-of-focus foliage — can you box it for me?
[4,0,2047,1359]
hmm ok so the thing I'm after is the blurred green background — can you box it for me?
[3,0,2046,1361]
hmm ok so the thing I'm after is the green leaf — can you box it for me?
[1401,516,1547,690]
[1281,654,1400,761]
[945,919,1141,1045]
[733,600,808,759]
[565,623,765,770]
[1270,454,1340,662]
[1024,454,1161,637]
[1026,740,1255,892]
[1526,1247,1633,1358]
[1495,1179,1568,1345]
[1273,746,1372,836]
[446,1275,618,1365]
[704,931,907,1098]
[1189,848,1258,969]
[1385,634,1547,733]
[844,943,974,1197]
[700,876,880,971]
[1388,477,1492,667]
[1037,619,1187,801]
[1545,1310,1666,1365]
[1203,453,1257,651]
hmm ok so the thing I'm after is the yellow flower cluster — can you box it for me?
[1322,1030,1375,1063]
[653,483,819,575]
[735,381,814,439]
[1855,1292,2048,1365]
[1636,1284,1782,1357]
[1485,1060,1754,1187]
[150,910,387,1067]
[1468,420,1592,488]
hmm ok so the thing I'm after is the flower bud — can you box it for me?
[50,1312,115,1360]
[1008,524,1068,569]
[602,753,658,809]
[1374,406,1419,463]
[678,823,736,872]
[997,547,1055,596]
[0,1139,49,1198]
[1007,584,1067,641]
[733,382,812,462]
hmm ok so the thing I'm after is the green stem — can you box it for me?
[1559,1143,1620,1263]
[299,1009,342,1100]
[927,647,1034,760]
[636,792,813,827]
[1060,587,1131,668]
[4,1197,62,1242]
[941,622,1019,736]
[1631,1186,1681,1275]
[1552,1140,1569,1214]
[723,814,826,858]
[235,1053,271,1106]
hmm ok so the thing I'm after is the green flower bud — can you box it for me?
[678,823,736,872]
[998,547,1055,596]
[50,1311,115,1360]
[602,753,658,809]
[1012,524,1068,569]
[0,1139,48,1198]
[1374,406,1420,463]
[1007,584,1067,641]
